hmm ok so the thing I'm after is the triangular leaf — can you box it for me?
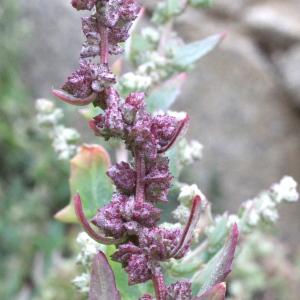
[172,33,225,68]
[147,73,187,113]
[192,224,239,295]
[55,144,113,223]
[89,251,121,300]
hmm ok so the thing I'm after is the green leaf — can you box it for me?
[147,73,187,113]
[192,224,239,295]
[206,215,229,251]
[196,282,226,300]
[89,251,121,300]
[55,144,113,223]
[172,33,225,68]
[79,104,102,120]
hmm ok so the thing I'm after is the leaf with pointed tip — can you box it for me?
[192,224,239,295]
[89,251,121,300]
[172,33,225,69]
[54,203,77,223]
[194,283,226,300]
[146,73,187,113]
[55,144,113,223]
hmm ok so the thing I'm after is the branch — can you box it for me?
[135,151,146,204]
[152,267,167,300]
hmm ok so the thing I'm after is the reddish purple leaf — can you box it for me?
[194,224,239,295]
[89,251,121,300]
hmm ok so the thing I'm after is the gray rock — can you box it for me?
[174,13,300,223]
[20,0,83,98]
[276,44,300,108]
[210,0,250,18]
[242,2,300,49]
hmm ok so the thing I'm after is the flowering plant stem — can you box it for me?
[51,0,239,299]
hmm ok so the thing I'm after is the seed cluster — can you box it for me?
[54,1,199,299]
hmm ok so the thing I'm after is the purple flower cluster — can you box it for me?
[54,1,203,299]
[89,88,190,285]
[63,0,141,98]
[139,281,192,300]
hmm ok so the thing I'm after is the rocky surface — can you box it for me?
[242,1,300,51]
[275,44,300,108]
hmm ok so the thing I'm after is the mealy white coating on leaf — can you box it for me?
[73,232,107,294]
[76,232,106,267]
[178,139,203,166]
[233,177,298,232]
[52,126,80,160]
[36,99,64,127]
[178,184,206,207]
[35,98,80,160]
[36,98,56,114]
[227,214,240,227]
[72,272,91,293]
[165,110,187,120]
[160,222,182,230]
[120,72,152,91]
[271,176,299,203]
[141,27,160,43]
[172,204,191,224]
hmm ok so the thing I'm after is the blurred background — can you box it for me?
[1,0,300,299]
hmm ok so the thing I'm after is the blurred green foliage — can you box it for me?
[0,1,76,299]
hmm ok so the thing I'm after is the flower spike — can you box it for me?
[169,195,202,258]
[52,88,97,106]
[73,193,126,244]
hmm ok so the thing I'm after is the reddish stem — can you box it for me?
[74,193,125,245]
[152,267,166,300]
[135,151,146,204]
[99,25,109,64]
[169,195,202,258]
[52,89,97,106]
